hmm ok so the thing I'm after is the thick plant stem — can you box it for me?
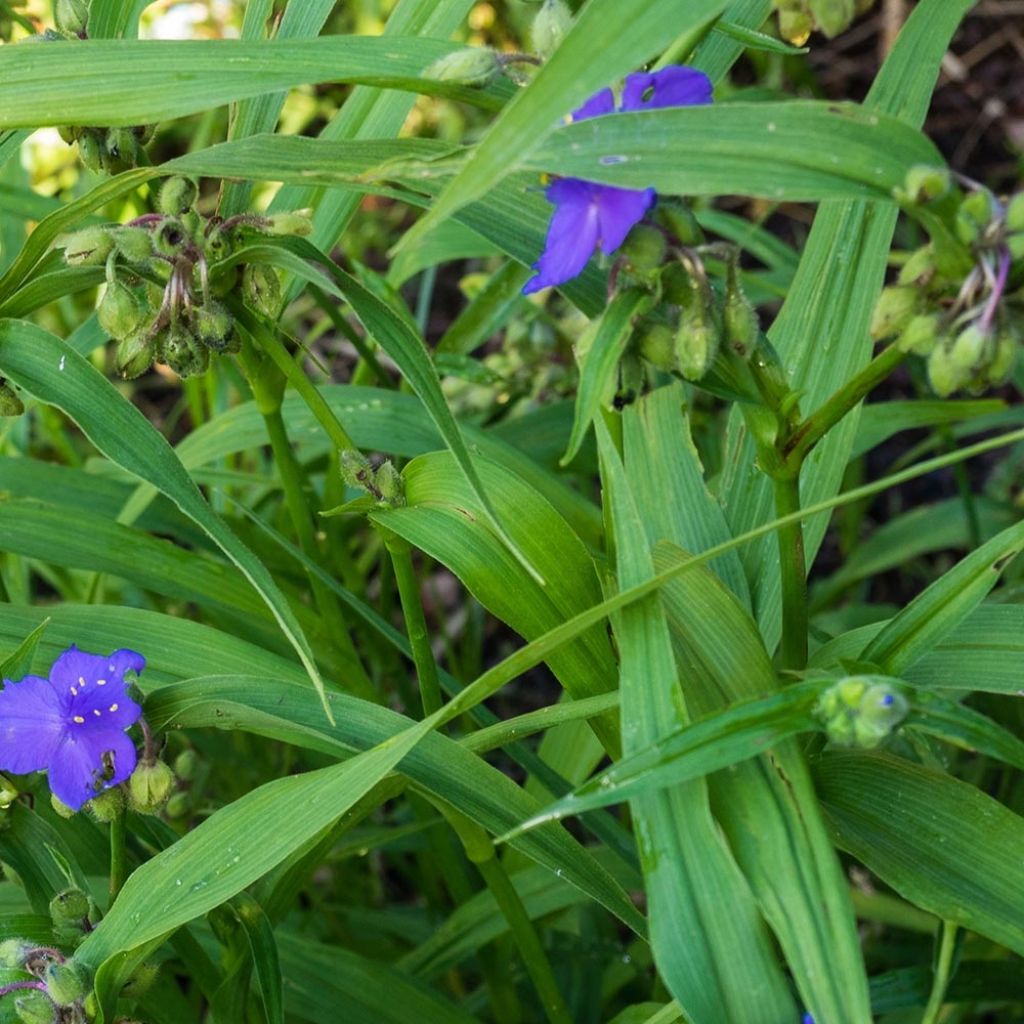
[783,343,907,464]
[774,474,808,671]
[384,532,443,718]
[109,804,127,903]
[921,920,958,1024]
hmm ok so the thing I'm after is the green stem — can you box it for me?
[921,920,958,1024]
[109,804,127,903]
[446,810,571,1024]
[774,474,808,671]
[784,343,907,464]
[384,532,443,718]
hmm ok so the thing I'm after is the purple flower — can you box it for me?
[523,65,713,295]
[0,646,144,811]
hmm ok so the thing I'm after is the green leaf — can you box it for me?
[597,421,798,1022]
[815,750,1024,957]
[0,37,514,129]
[851,399,1005,459]
[0,320,328,714]
[861,518,1024,674]
[717,0,975,648]
[713,19,808,54]
[229,894,284,1024]
[0,618,50,681]
[563,289,647,466]
[523,101,942,201]
[907,696,1024,774]
[400,0,726,250]
[503,682,825,835]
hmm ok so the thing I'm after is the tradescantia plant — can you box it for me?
[0,0,1022,1021]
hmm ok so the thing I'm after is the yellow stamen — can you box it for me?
[72,715,85,724]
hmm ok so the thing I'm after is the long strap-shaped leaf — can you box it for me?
[718,0,976,647]
[597,422,798,1023]
[397,0,725,253]
[0,319,329,714]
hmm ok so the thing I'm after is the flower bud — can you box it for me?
[1007,192,1024,234]
[619,224,666,280]
[115,331,156,379]
[164,790,191,819]
[809,0,856,38]
[724,263,758,359]
[242,264,282,318]
[62,226,114,267]
[814,676,908,749]
[0,380,24,417]
[425,48,501,89]
[113,226,154,263]
[54,0,88,35]
[49,888,91,927]
[104,127,139,174]
[43,962,86,1007]
[128,759,175,814]
[173,749,198,781]
[897,313,940,356]
[778,8,812,45]
[50,793,75,819]
[900,165,950,204]
[265,211,313,237]
[76,131,103,173]
[674,301,721,381]
[531,0,573,58]
[98,281,144,340]
[635,320,676,372]
[927,338,967,398]
[56,124,79,145]
[340,449,375,491]
[374,460,405,506]
[660,262,696,307]
[869,285,918,340]
[192,302,235,352]
[949,323,992,378]
[1008,233,1024,262]
[0,939,33,969]
[985,327,1017,385]
[85,786,123,823]
[956,190,995,244]
[896,245,935,287]
[13,992,55,1024]
[157,176,198,217]
[654,201,703,246]
[161,330,209,379]
[153,219,189,259]
[120,962,159,1000]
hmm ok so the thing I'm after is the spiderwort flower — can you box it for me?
[523,65,713,295]
[0,646,144,811]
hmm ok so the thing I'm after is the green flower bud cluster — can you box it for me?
[48,888,92,946]
[59,180,312,381]
[0,937,92,1023]
[814,676,909,748]
[872,183,1023,397]
[773,0,875,43]
[340,450,405,507]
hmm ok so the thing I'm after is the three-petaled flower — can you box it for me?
[0,645,144,811]
[523,65,713,295]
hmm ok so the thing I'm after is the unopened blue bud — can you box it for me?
[815,676,908,748]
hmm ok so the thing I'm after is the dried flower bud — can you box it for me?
[62,226,114,266]
[531,0,573,58]
[158,176,199,217]
[425,48,501,89]
[242,264,282,318]
[128,759,175,814]
[43,962,86,1007]
[54,0,88,36]
[814,676,908,748]
[98,281,144,339]
[869,285,918,340]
